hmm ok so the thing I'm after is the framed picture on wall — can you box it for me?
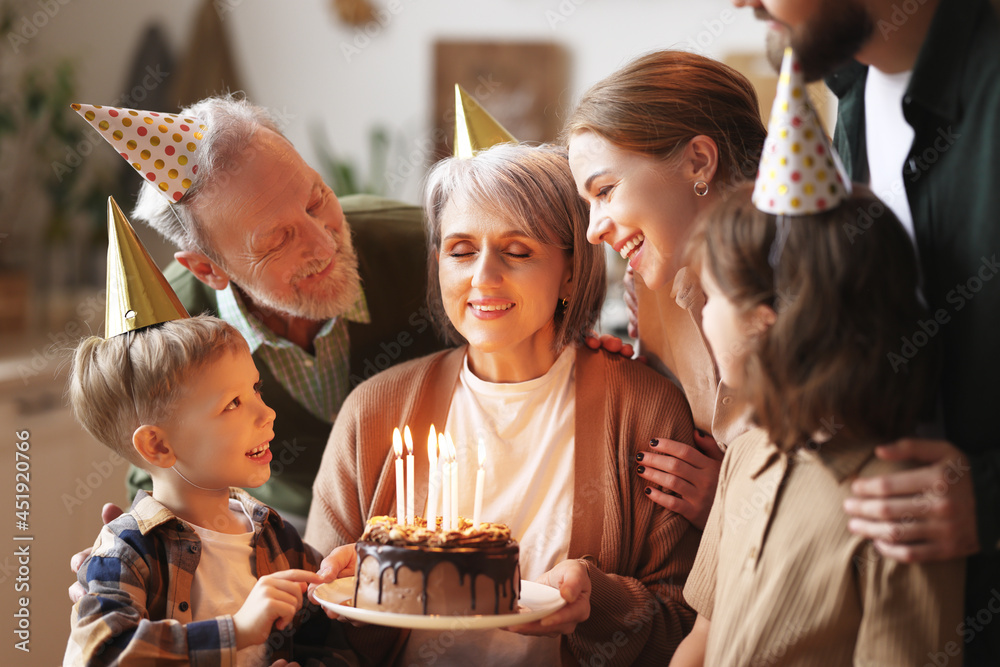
[432,40,569,160]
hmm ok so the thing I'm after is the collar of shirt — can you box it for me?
[129,488,273,536]
[747,436,876,483]
[215,282,370,354]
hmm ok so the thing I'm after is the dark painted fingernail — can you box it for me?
[650,439,658,447]
[644,487,652,495]
[635,452,644,462]
[636,465,645,474]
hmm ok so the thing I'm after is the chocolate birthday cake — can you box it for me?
[355,516,520,616]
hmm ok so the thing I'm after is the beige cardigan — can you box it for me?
[306,345,700,666]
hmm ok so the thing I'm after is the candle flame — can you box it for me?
[403,425,413,455]
[445,432,457,463]
[392,427,402,458]
[427,424,438,463]
[478,437,486,469]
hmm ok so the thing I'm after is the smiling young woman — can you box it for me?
[564,50,767,530]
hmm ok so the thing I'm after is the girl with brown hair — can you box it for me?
[565,50,766,528]
[670,184,963,666]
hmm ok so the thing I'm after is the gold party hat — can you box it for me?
[105,196,189,338]
[752,48,850,215]
[72,103,207,203]
[453,84,517,158]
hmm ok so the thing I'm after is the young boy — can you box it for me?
[64,198,344,666]
[64,315,344,666]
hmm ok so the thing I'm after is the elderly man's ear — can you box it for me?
[175,251,230,291]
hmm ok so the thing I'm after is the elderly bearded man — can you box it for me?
[122,95,444,526]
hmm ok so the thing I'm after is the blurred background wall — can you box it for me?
[0,2,826,664]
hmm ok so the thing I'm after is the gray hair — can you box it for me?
[423,143,607,348]
[131,93,284,253]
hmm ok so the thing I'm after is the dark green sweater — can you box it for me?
[127,195,448,517]
[829,1,1000,661]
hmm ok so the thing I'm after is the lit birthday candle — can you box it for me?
[392,428,405,524]
[473,437,485,527]
[446,432,459,530]
[439,433,451,531]
[425,424,439,529]
[404,425,414,525]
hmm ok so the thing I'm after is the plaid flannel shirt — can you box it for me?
[65,489,357,667]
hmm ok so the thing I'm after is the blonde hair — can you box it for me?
[564,50,766,187]
[423,143,606,348]
[69,316,248,465]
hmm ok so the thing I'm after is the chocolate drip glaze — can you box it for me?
[355,541,520,615]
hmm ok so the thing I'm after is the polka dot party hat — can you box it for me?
[752,47,850,215]
[453,84,517,159]
[71,103,207,203]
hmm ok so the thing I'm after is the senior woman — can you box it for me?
[305,143,699,666]
[566,50,767,528]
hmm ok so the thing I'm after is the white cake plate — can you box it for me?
[313,578,566,630]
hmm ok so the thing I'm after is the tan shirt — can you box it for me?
[684,427,965,666]
[635,266,748,448]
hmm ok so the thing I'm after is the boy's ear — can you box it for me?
[132,425,176,469]
[174,250,230,291]
[749,303,778,335]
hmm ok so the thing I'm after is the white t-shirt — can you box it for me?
[864,67,916,249]
[190,500,266,667]
[402,346,577,667]
[865,66,948,438]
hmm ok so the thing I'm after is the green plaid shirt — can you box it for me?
[217,284,370,424]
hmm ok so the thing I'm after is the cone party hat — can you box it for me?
[105,196,189,338]
[752,47,850,215]
[453,84,517,158]
[72,103,207,203]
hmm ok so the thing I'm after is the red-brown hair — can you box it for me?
[563,50,766,187]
